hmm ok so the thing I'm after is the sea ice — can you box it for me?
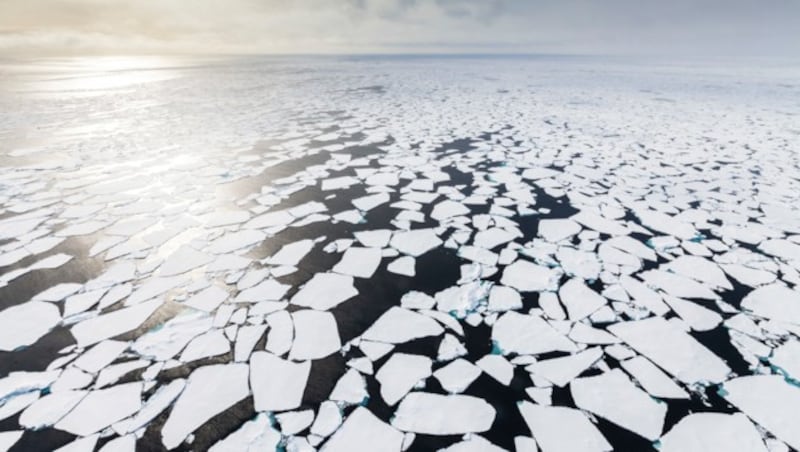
[391,393,495,435]
[518,402,611,452]
[571,369,666,440]
[161,364,250,449]
[291,272,358,310]
[289,310,341,360]
[608,317,730,384]
[0,301,61,351]
[251,352,310,411]
[322,407,403,452]
[376,353,432,405]
[500,260,562,292]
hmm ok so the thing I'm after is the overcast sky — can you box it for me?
[0,0,798,57]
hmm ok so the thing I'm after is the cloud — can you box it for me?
[0,0,797,57]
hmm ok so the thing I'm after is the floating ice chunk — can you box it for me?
[0,391,39,422]
[639,270,718,300]
[741,284,800,325]
[180,329,230,362]
[390,229,442,257]
[206,254,252,272]
[267,239,315,266]
[488,285,522,312]
[352,193,390,211]
[0,371,61,403]
[608,317,730,384]
[291,272,358,310]
[435,281,490,314]
[333,247,382,278]
[597,243,640,269]
[558,278,607,321]
[33,283,83,302]
[245,209,295,229]
[209,413,280,451]
[55,382,142,436]
[619,356,687,399]
[235,278,290,302]
[251,352,309,411]
[19,390,85,430]
[619,275,669,315]
[184,285,228,312]
[431,200,470,221]
[526,347,602,387]
[658,412,768,452]
[557,248,601,281]
[30,253,73,270]
[492,311,576,355]
[376,353,432,405]
[391,393,495,435]
[322,176,359,191]
[635,209,698,240]
[330,368,368,405]
[514,436,538,452]
[115,379,185,434]
[539,292,566,320]
[664,255,732,290]
[362,307,444,344]
[603,236,657,262]
[518,402,611,452]
[458,245,499,266]
[97,435,135,452]
[500,260,562,292]
[207,229,265,254]
[322,407,404,452]
[759,239,800,262]
[158,245,212,276]
[477,355,514,385]
[72,340,128,373]
[132,310,211,361]
[333,209,364,224]
[290,310,341,360]
[126,276,185,305]
[354,229,393,248]
[663,295,722,331]
[276,409,314,435]
[387,256,415,276]
[360,340,395,361]
[571,211,629,236]
[0,301,61,351]
[720,263,776,288]
[265,310,293,355]
[568,323,619,345]
[312,400,343,437]
[474,228,516,249]
[571,369,666,440]
[53,434,98,452]
[770,340,800,381]
[63,289,106,317]
[96,360,149,387]
[0,431,22,452]
[234,324,266,362]
[433,358,481,394]
[537,219,582,243]
[440,435,506,452]
[162,364,250,449]
[721,375,800,450]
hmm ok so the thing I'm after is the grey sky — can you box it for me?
[0,0,797,57]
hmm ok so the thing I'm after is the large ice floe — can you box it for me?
[0,55,799,451]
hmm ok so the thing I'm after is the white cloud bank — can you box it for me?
[0,0,798,57]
